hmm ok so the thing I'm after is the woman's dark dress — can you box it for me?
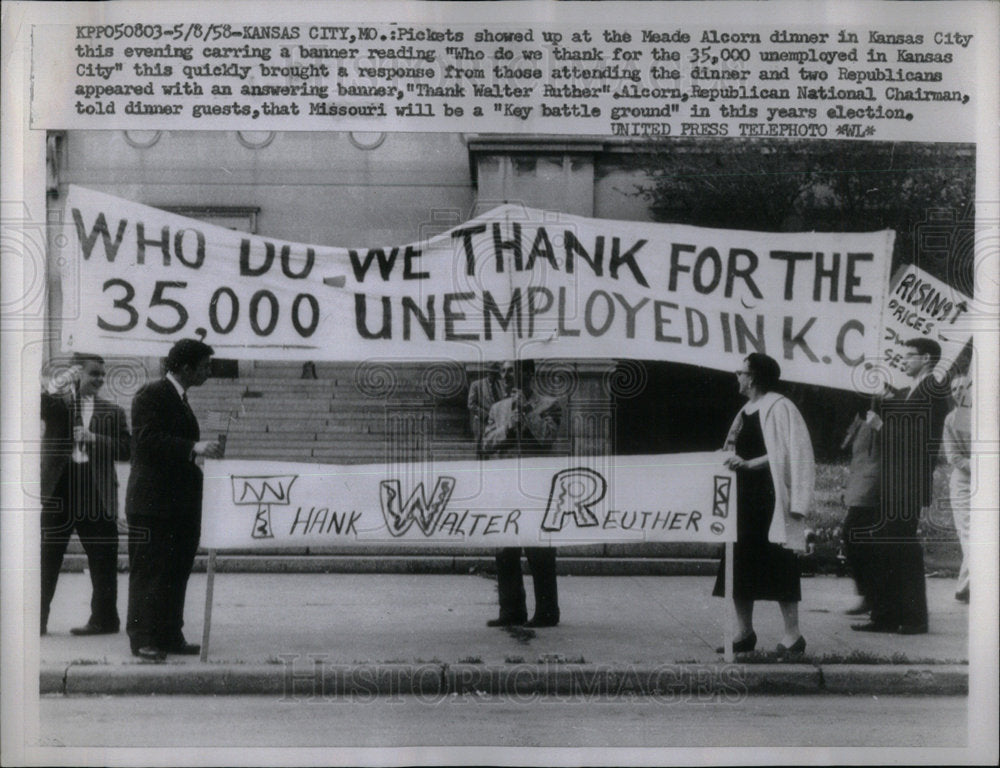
[713,409,801,602]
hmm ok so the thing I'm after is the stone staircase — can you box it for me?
[186,364,476,465]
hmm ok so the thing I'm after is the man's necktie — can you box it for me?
[181,390,196,427]
[71,394,87,463]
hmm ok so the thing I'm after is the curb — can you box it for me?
[41,662,968,697]
[820,664,969,695]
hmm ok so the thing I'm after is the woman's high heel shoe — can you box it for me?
[775,636,806,657]
[716,631,757,654]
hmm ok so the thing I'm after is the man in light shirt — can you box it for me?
[40,353,131,636]
[943,374,972,603]
[481,359,564,628]
[467,361,503,457]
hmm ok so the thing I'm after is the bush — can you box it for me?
[807,461,961,575]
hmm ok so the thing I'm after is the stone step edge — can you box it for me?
[60,555,720,576]
[40,662,969,697]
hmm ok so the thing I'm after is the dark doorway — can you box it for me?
[611,359,864,461]
[611,361,743,456]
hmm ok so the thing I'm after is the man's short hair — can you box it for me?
[904,337,942,365]
[71,352,104,366]
[165,339,215,373]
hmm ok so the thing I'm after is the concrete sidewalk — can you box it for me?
[39,572,969,696]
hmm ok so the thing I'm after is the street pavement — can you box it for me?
[38,572,969,696]
[39,695,970,749]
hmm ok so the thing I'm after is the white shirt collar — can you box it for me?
[165,372,186,399]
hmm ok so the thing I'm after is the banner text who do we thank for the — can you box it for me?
[62,186,895,392]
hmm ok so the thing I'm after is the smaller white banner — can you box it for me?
[201,452,736,549]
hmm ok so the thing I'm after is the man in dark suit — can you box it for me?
[41,353,131,636]
[853,337,950,635]
[126,339,221,661]
[482,360,564,628]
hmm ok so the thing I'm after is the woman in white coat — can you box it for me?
[713,353,815,657]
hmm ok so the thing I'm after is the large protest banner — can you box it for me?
[200,452,735,550]
[62,185,895,391]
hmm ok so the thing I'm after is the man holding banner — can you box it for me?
[482,360,564,628]
[40,353,131,637]
[125,339,222,662]
[467,362,503,457]
[853,338,950,636]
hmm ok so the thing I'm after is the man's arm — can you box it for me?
[40,363,79,427]
[90,403,131,462]
[942,415,970,473]
[481,399,515,454]
[131,386,196,465]
[40,390,67,426]
[928,378,951,467]
[467,381,488,440]
[523,397,562,447]
[840,414,863,452]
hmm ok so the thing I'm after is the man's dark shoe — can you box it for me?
[896,623,929,635]
[166,642,201,655]
[843,599,872,616]
[525,615,559,628]
[955,588,969,604]
[70,622,120,636]
[132,646,166,662]
[851,621,898,633]
[487,614,527,627]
